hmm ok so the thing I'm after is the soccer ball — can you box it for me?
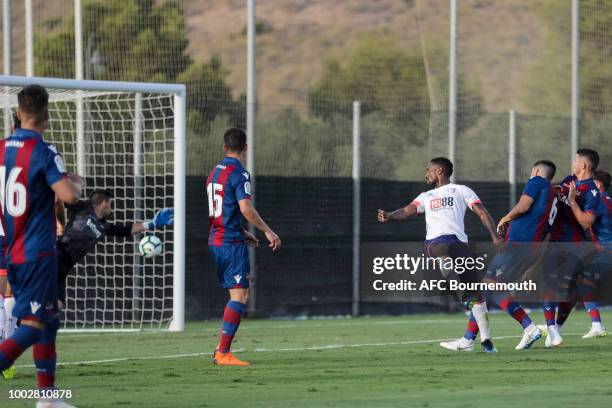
[139,235,163,258]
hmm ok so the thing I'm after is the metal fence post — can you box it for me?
[246,0,257,315]
[448,0,458,181]
[571,0,580,167]
[508,110,517,209]
[352,101,361,317]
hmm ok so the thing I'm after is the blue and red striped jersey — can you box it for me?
[550,175,600,242]
[206,157,252,246]
[592,191,612,245]
[0,235,6,269]
[506,176,555,242]
[0,128,68,264]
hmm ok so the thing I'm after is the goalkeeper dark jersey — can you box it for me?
[57,200,133,265]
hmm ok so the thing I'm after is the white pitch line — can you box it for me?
[60,319,465,337]
[15,333,585,369]
[201,319,461,331]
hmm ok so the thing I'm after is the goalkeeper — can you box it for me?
[56,189,173,307]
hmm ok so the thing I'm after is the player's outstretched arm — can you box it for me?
[128,208,174,235]
[497,195,534,233]
[568,181,596,229]
[471,203,504,246]
[377,204,418,222]
[52,173,84,205]
[239,199,281,251]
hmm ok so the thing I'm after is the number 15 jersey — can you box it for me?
[411,183,481,243]
[206,156,252,246]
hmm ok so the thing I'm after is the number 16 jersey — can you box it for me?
[0,128,68,264]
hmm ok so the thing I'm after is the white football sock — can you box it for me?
[0,295,5,341]
[472,302,491,341]
[4,296,16,339]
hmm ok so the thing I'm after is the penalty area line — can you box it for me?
[15,333,583,369]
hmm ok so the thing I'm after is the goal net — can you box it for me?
[0,75,186,332]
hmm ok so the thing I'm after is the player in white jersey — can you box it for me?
[378,157,503,353]
[411,183,480,243]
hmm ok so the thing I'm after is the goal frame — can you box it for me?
[0,75,186,332]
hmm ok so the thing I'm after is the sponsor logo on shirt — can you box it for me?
[86,218,103,238]
[430,197,454,210]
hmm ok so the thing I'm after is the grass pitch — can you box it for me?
[1,311,612,407]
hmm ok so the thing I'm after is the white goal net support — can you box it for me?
[0,75,186,332]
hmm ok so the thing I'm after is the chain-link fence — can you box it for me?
[1,0,610,318]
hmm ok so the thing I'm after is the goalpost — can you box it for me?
[0,75,186,332]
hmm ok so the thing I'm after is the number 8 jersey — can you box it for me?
[206,156,252,246]
[0,128,68,264]
[411,183,482,243]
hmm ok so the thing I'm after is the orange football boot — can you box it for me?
[213,351,250,366]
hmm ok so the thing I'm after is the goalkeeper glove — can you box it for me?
[144,208,174,230]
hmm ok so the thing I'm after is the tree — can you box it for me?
[308,34,483,146]
[527,0,612,118]
[35,0,244,136]
[178,57,246,129]
[35,0,191,82]
[309,34,430,124]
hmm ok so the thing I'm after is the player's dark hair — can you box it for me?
[12,112,21,129]
[534,160,556,180]
[429,157,454,177]
[224,128,247,153]
[594,170,611,191]
[576,148,599,171]
[89,189,113,207]
[17,84,48,124]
